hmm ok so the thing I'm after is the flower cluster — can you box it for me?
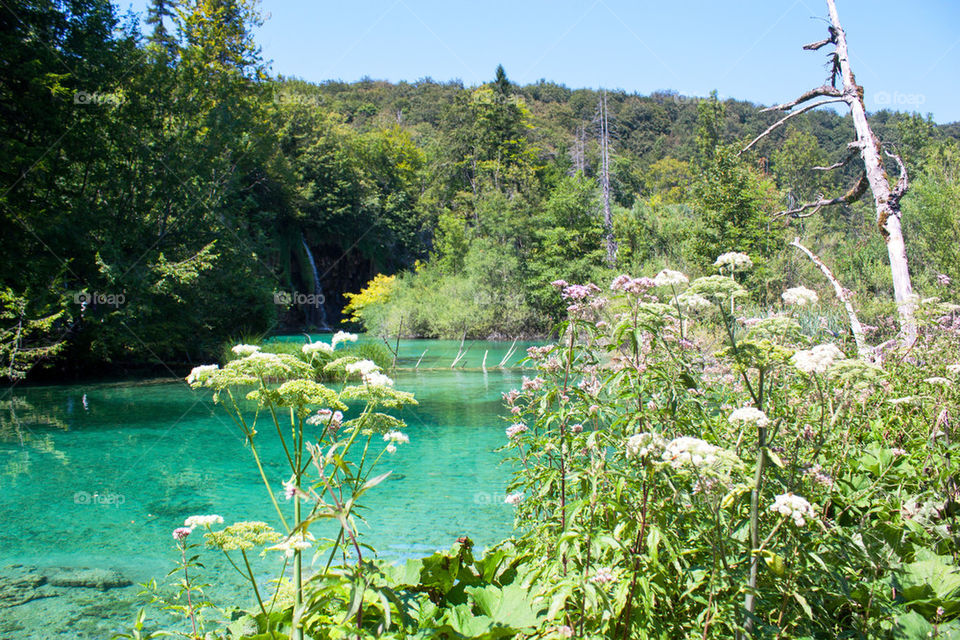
[782,286,819,307]
[184,514,224,528]
[590,567,615,584]
[331,331,358,349]
[791,343,845,374]
[504,492,523,505]
[302,341,334,356]
[769,492,816,526]
[625,432,664,459]
[561,283,601,301]
[653,269,689,288]
[268,531,315,557]
[231,344,261,357]
[204,521,281,550]
[661,437,722,469]
[728,407,771,428]
[383,431,409,452]
[714,252,753,271]
[174,514,224,541]
[172,527,192,541]
[346,359,380,376]
[363,371,395,388]
[611,274,656,295]
[505,423,527,439]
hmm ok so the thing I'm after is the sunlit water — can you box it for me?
[0,338,535,638]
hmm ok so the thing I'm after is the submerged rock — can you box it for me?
[46,567,132,591]
[0,565,54,608]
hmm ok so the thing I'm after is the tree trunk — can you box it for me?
[825,0,916,347]
[599,92,617,267]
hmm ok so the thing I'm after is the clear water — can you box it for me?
[0,338,531,638]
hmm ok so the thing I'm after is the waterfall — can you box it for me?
[300,234,330,330]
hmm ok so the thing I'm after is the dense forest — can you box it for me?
[2,0,958,379]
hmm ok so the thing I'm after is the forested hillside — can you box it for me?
[2,0,958,378]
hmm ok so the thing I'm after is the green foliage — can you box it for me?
[3,2,959,375]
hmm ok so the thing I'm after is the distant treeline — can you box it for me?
[1,0,957,378]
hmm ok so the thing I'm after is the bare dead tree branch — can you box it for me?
[884,148,909,205]
[812,146,860,171]
[762,85,842,112]
[740,98,845,155]
[802,36,834,50]
[791,237,869,357]
[774,171,867,218]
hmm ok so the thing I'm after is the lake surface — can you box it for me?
[0,337,534,638]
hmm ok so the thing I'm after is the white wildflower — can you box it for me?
[946,364,960,375]
[662,437,720,469]
[504,492,523,505]
[678,292,713,310]
[728,407,771,428]
[331,331,358,349]
[302,341,334,356]
[383,431,409,444]
[791,343,845,374]
[363,371,394,388]
[625,432,664,459]
[769,493,816,526]
[184,514,224,528]
[186,364,219,387]
[714,252,753,270]
[231,344,261,357]
[345,359,380,376]
[268,531,315,557]
[924,376,953,387]
[385,444,397,453]
[782,286,819,307]
[653,269,689,288]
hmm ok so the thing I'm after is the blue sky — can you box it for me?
[118,0,960,123]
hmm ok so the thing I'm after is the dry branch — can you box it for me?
[762,85,842,113]
[884,148,909,205]
[812,146,859,171]
[740,98,844,155]
[791,237,868,357]
[774,171,867,218]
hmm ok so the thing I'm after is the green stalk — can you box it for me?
[742,423,767,637]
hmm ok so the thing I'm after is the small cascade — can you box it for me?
[300,234,330,330]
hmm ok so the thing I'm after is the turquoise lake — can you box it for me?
[0,337,536,638]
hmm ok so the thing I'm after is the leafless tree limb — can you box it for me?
[740,98,845,155]
[762,85,842,113]
[773,171,867,218]
[884,148,909,205]
[803,27,836,50]
[812,146,859,171]
[790,237,868,357]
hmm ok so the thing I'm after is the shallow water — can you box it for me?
[0,338,529,638]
